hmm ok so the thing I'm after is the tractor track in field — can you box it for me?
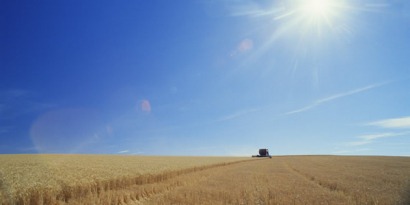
[65,158,259,205]
[283,161,347,195]
[141,157,355,205]
[129,159,268,204]
[134,158,272,204]
[7,158,259,205]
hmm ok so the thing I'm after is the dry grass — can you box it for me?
[0,154,251,205]
[1,155,409,205]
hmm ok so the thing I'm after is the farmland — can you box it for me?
[1,155,409,204]
[0,155,250,204]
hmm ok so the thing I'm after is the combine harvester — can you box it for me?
[252,148,272,158]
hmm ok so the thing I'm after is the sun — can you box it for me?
[284,0,346,36]
[270,0,347,31]
[301,0,334,20]
[305,0,329,13]
[263,0,350,42]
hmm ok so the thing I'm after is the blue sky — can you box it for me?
[1,0,410,156]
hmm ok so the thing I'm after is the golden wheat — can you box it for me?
[0,154,251,205]
[1,155,409,204]
[146,156,410,205]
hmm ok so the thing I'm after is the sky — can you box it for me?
[1,0,410,156]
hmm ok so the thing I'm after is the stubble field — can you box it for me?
[0,155,409,204]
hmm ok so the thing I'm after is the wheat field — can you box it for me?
[146,156,410,205]
[1,155,409,204]
[0,154,251,204]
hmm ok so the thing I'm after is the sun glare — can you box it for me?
[270,0,348,32]
[302,0,333,19]
[306,0,328,14]
[245,0,350,55]
[287,0,347,36]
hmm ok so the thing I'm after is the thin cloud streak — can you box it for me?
[285,82,390,115]
[117,150,129,154]
[348,131,410,146]
[367,116,410,129]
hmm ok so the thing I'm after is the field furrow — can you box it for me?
[144,158,349,204]
[284,160,347,196]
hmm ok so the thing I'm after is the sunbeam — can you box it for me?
[286,0,349,36]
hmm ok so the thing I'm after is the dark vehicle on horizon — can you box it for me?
[252,149,272,158]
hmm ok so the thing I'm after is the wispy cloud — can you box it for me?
[117,150,129,154]
[285,82,389,115]
[285,104,316,115]
[348,132,410,146]
[342,114,410,150]
[366,116,410,129]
